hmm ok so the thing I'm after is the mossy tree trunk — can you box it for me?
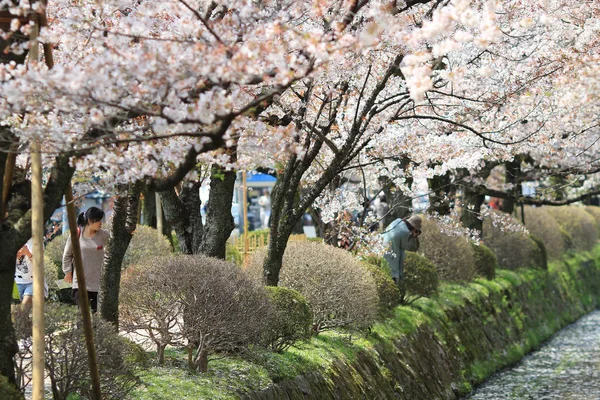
[160,163,236,258]
[100,182,142,327]
[199,165,236,258]
[159,182,204,254]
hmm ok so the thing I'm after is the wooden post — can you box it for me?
[65,182,102,400]
[242,171,249,267]
[155,192,163,238]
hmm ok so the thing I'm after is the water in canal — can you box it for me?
[465,310,600,400]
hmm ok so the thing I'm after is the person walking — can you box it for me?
[14,241,34,313]
[258,189,271,230]
[382,215,423,287]
[14,240,48,313]
[62,207,108,312]
[374,194,390,230]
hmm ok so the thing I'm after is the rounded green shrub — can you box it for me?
[470,243,497,280]
[362,261,400,314]
[263,286,313,352]
[122,225,172,268]
[248,241,379,333]
[418,218,477,282]
[45,234,68,268]
[546,206,598,251]
[585,206,600,233]
[43,255,61,301]
[361,255,392,275]
[0,375,23,400]
[400,252,439,304]
[523,206,567,260]
[483,211,546,270]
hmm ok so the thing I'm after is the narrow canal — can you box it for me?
[465,310,600,400]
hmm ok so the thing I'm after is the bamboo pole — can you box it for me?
[27,16,46,400]
[30,143,45,400]
[65,183,102,400]
[242,171,249,267]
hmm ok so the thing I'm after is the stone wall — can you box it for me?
[243,256,600,400]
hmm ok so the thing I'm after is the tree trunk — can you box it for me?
[381,182,412,225]
[502,160,521,215]
[460,186,486,233]
[308,207,325,238]
[141,188,157,227]
[141,188,174,250]
[427,171,453,216]
[197,349,209,373]
[158,344,166,365]
[263,178,303,286]
[100,183,141,327]
[199,165,236,258]
[0,258,18,385]
[160,182,204,254]
[264,237,289,286]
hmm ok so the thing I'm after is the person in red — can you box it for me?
[489,198,503,210]
[62,207,109,313]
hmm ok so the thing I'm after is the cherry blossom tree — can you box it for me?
[0,0,599,386]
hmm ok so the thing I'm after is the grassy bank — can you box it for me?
[129,247,600,399]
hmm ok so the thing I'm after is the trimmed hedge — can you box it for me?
[263,286,313,352]
[546,206,598,252]
[483,211,546,270]
[523,206,568,260]
[470,243,497,280]
[362,260,401,315]
[401,252,439,304]
[248,242,379,333]
[418,218,477,282]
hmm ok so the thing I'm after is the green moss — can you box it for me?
[371,306,428,340]
[495,269,523,286]
[132,367,238,400]
[131,350,272,399]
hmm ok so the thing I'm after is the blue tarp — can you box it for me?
[246,172,276,187]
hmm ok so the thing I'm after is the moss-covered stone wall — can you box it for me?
[243,251,600,400]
